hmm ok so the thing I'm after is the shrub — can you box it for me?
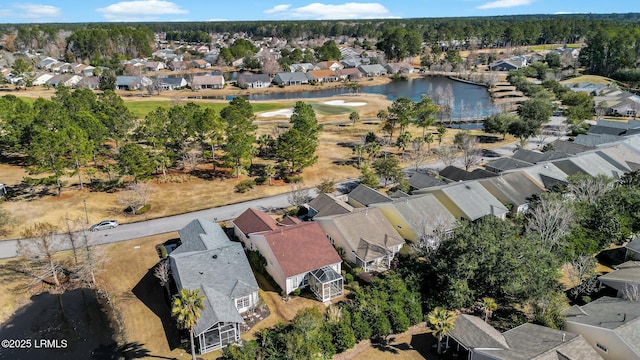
[343,273,354,283]
[136,204,151,215]
[255,176,267,185]
[292,288,301,296]
[235,179,256,193]
[285,175,303,183]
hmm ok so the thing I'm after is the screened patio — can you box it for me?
[309,266,343,302]
[197,321,240,354]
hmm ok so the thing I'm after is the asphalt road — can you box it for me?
[0,181,355,259]
[0,116,568,259]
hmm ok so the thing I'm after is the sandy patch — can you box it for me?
[259,109,293,118]
[323,100,367,107]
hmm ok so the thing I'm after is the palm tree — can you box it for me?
[349,111,360,124]
[427,307,457,354]
[264,165,276,185]
[423,133,434,154]
[480,297,498,322]
[172,288,205,360]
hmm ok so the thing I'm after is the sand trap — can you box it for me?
[259,109,293,118]
[323,100,367,107]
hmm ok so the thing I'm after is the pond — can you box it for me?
[239,77,498,120]
[0,289,119,360]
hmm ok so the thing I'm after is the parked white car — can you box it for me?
[89,220,119,232]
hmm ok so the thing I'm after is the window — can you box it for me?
[326,234,335,245]
[235,296,250,310]
[596,343,608,353]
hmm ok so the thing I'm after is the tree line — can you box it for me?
[0,89,321,198]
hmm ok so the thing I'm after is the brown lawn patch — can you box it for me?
[338,324,436,360]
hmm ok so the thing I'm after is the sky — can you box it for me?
[0,0,637,23]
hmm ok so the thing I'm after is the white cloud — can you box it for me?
[264,4,291,14]
[554,11,573,15]
[97,0,188,21]
[0,4,62,21]
[264,2,397,20]
[477,0,534,10]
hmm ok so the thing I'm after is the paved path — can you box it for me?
[0,181,357,259]
[0,116,568,259]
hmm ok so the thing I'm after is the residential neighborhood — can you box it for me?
[1,8,640,360]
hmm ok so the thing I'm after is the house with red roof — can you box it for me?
[233,208,281,249]
[250,221,343,302]
[232,208,343,301]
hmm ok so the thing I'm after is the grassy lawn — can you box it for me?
[310,102,355,116]
[123,99,288,119]
[560,75,615,85]
[529,43,581,51]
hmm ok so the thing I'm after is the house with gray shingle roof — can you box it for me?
[169,219,258,354]
[552,152,627,179]
[115,75,152,90]
[439,166,497,182]
[573,133,623,147]
[449,314,603,360]
[598,261,640,298]
[478,172,546,214]
[272,72,309,86]
[347,184,392,208]
[414,181,508,221]
[357,64,387,77]
[511,162,569,190]
[406,172,446,191]
[191,74,224,90]
[511,149,570,164]
[370,194,457,244]
[237,73,271,89]
[627,236,640,261]
[563,296,640,360]
[597,142,640,172]
[308,193,353,218]
[485,157,533,174]
[549,140,595,155]
[288,63,316,72]
[314,208,404,273]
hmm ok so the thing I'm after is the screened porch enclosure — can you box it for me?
[198,321,240,354]
[309,266,343,302]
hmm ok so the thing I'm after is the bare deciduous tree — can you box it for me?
[434,145,458,167]
[567,174,614,203]
[526,195,574,251]
[0,204,11,237]
[410,214,456,256]
[566,255,599,300]
[410,138,430,171]
[63,217,82,267]
[622,283,640,301]
[154,259,171,298]
[260,51,281,77]
[118,182,155,215]
[182,150,202,171]
[287,182,310,207]
[75,228,108,287]
[454,131,480,170]
[18,222,63,288]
